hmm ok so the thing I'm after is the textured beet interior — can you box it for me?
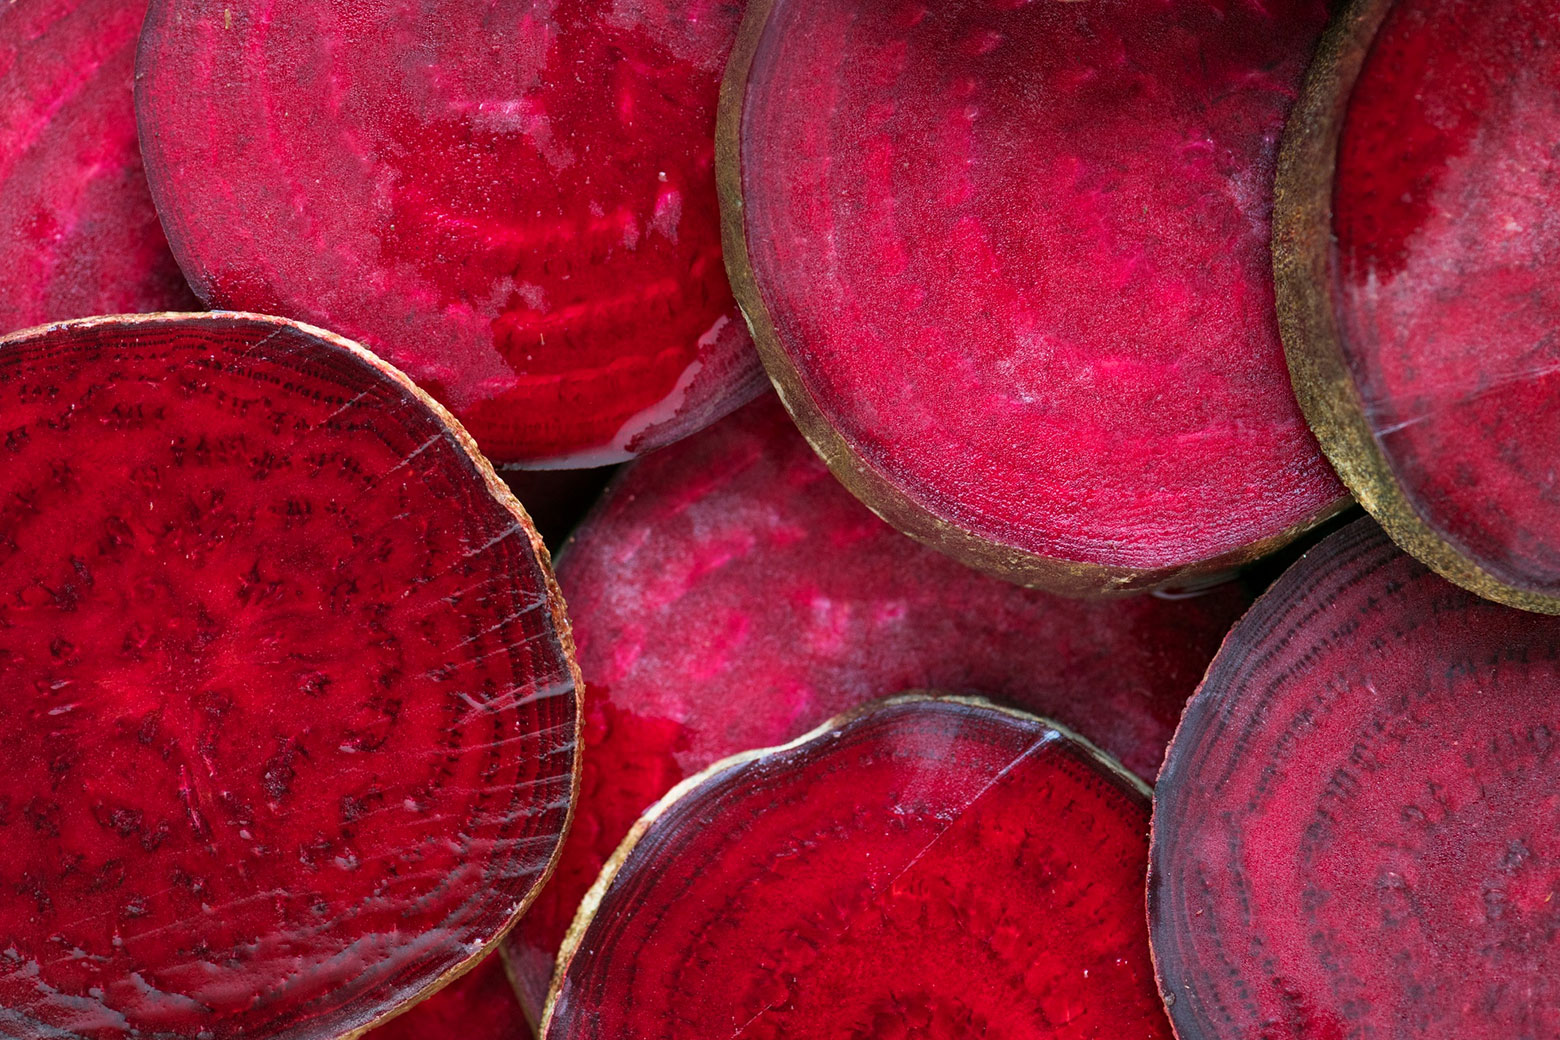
[0,316,578,1039]
[733,0,1344,571]
[545,697,1170,1039]
[1332,0,1560,596]
[503,393,1251,1022]
[135,0,765,468]
[0,0,197,331]
[1151,519,1560,1039]
[367,955,528,1040]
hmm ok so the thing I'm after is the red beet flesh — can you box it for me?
[544,696,1170,1039]
[724,0,1345,586]
[503,393,1252,1022]
[1331,0,1560,598]
[367,955,528,1040]
[1150,518,1560,1039]
[0,315,578,1039]
[135,0,765,468]
[0,0,197,331]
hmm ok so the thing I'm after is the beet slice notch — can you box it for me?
[1150,518,1560,1039]
[1275,0,1560,612]
[0,314,579,1039]
[543,695,1171,1039]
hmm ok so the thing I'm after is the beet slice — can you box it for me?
[718,0,1348,594]
[1275,0,1560,613]
[0,0,198,331]
[0,314,580,1039]
[544,695,1171,1039]
[367,955,528,1040]
[134,1,766,470]
[1149,517,1560,1039]
[501,393,1253,1024]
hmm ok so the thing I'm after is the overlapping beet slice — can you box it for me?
[0,314,579,1039]
[134,0,766,469]
[1150,518,1560,1039]
[544,695,1170,1039]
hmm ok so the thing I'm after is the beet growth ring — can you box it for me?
[0,314,580,1039]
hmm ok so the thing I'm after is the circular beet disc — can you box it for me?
[135,1,766,469]
[544,695,1171,1039]
[719,0,1347,594]
[0,314,579,1039]
[1150,518,1560,1039]
[1275,0,1560,612]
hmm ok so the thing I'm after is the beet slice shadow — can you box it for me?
[0,313,579,1039]
[1150,518,1560,1039]
[543,695,1171,1039]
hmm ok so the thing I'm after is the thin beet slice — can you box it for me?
[719,0,1347,594]
[0,0,198,331]
[134,0,766,469]
[0,314,579,1039]
[502,393,1253,1023]
[366,954,528,1040]
[1276,0,1560,613]
[1150,518,1560,1039]
[544,695,1171,1039]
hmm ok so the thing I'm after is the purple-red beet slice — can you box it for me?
[0,314,580,1039]
[0,0,198,331]
[1149,518,1560,1039]
[502,393,1253,1024]
[1275,0,1560,613]
[367,955,528,1040]
[543,695,1171,1039]
[134,0,766,470]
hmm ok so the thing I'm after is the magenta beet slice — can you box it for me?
[134,1,766,469]
[367,955,528,1040]
[502,393,1252,1024]
[0,0,197,331]
[718,0,1347,593]
[1150,518,1560,1039]
[0,314,579,1039]
[544,695,1171,1039]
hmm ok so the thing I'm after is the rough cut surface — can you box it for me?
[503,394,1252,1023]
[0,315,578,1039]
[135,0,765,468]
[1151,519,1560,1040]
[367,955,528,1040]
[729,0,1344,582]
[0,0,197,331]
[545,697,1170,1040]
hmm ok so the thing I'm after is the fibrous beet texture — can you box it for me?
[0,315,579,1040]
[730,0,1344,580]
[503,394,1251,1022]
[1150,518,1560,1039]
[135,0,766,468]
[1332,0,1560,597]
[0,0,197,331]
[544,697,1171,1040]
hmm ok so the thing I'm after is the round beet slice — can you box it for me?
[719,0,1348,594]
[501,393,1253,1023]
[1275,0,1560,613]
[0,314,580,1039]
[1150,518,1560,1039]
[135,1,767,469]
[543,695,1171,1039]
[0,0,198,331]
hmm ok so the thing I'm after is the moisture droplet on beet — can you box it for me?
[0,314,579,1039]
[1150,518,1560,1039]
[543,695,1171,1040]
[719,0,1347,594]
[133,0,767,469]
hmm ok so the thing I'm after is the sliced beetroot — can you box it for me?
[719,0,1347,593]
[544,695,1170,1039]
[1275,0,1560,612]
[0,0,198,331]
[1150,518,1560,1039]
[0,314,579,1039]
[134,0,766,469]
[367,955,528,1040]
[502,393,1252,1023]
